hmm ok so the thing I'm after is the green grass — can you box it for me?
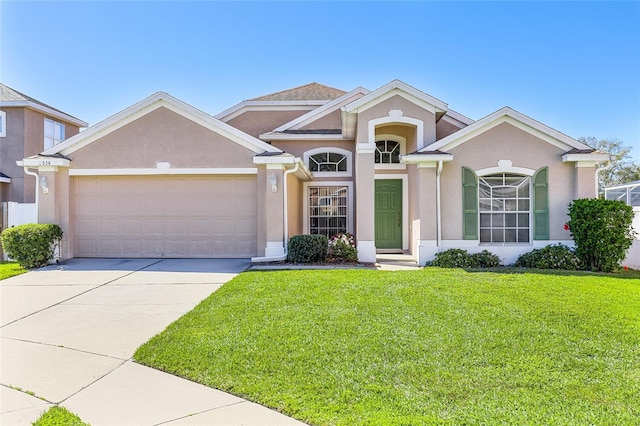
[32,406,89,426]
[135,268,640,425]
[0,261,26,280]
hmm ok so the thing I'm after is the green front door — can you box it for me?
[375,179,403,249]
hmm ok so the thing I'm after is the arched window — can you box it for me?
[309,152,347,172]
[303,148,352,177]
[375,140,401,164]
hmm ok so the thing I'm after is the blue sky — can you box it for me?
[2,1,639,159]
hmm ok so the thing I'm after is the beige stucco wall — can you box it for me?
[436,118,463,141]
[287,173,303,239]
[575,166,597,198]
[226,110,310,138]
[299,109,342,131]
[440,122,577,241]
[1,108,29,202]
[355,95,436,145]
[70,107,256,169]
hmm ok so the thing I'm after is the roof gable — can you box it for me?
[43,92,281,157]
[263,87,370,138]
[249,82,347,101]
[424,107,593,153]
[343,80,448,115]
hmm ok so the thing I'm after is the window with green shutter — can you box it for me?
[462,167,478,240]
[532,167,549,240]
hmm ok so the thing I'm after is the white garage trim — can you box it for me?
[70,167,258,176]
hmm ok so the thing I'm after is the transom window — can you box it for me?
[44,118,65,150]
[308,152,348,173]
[308,186,348,238]
[375,140,401,164]
[479,173,530,243]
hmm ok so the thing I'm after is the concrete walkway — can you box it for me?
[0,258,306,426]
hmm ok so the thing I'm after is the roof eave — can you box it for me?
[0,100,88,127]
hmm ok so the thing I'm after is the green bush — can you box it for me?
[470,250,501,268]
[287,234,328,263]
[567,198,635,272]
[0,224,63,269]
[514,244,581,270]
[427,249,472,268]
[427,248,500,268]
[328,233,358,262]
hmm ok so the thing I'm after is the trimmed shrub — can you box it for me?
[427,249,473,268]
[470,250,501,268]
[1,223,63,269]
[328,233,358,262]
[427,248,501,268]
[514,244,581,270]
[287,234,328,263]
[567,198,635,272]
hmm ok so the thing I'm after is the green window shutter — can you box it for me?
[462,167,478,240]
[533,167,549,240]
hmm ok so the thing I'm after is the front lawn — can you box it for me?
[135,269,640,425]
[0,262,26,280]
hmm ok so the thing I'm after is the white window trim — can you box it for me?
[0,110,6,137]
[374,134,407,170]
[303,147,352,178]
[374,174,409,251]
[303,181,354,235]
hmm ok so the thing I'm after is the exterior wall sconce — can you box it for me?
[39,176,49,194]
[270,173,278,192]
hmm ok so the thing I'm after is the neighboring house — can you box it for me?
[19,80,608,264]
[0,84,88,204]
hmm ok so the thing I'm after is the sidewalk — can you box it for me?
[1,258,306,425]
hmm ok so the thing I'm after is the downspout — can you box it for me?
[436,160,443,252]
[595,160,612,198]
[252,161,300,262]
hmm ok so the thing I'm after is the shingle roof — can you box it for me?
[0,83,84,123]
[249,82,347,101]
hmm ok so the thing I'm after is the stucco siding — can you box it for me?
[69,107,256,169]
[226,110,310,138]
[436,118,462,141]
[356,95,436,145]
[299,109,342,130]
[287,173,303,239]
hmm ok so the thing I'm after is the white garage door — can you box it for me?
[73,175,257,258]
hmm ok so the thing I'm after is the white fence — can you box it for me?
[1,202,38,260]
[3,202,37,227]
[622,206,640,270]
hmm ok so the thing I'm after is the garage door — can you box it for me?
[73,175,257,258]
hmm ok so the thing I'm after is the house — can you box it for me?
[18,80,608,265]
[1,84,87,258]
[0,84,88,204]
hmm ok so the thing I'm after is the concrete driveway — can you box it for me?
[0,258,306,426]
